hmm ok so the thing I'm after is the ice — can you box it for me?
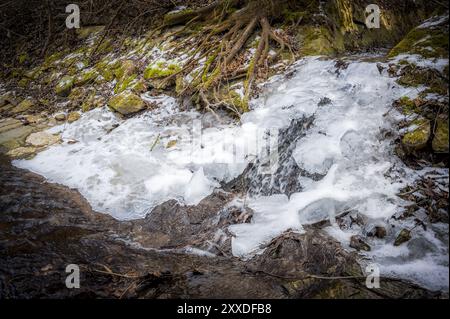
[13,56,449,291]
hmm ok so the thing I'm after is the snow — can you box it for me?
[417,14,448,29]
[13,56,449,291]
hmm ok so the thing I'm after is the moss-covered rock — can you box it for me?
[6,146,37,159]
[55,76,75,96]
[114,74,146,94]
[144,61,180,89]
[388,20,449,59]
[394,228,411,246]
[395,96,420,114]
[432,119,449,153]
[75,68,98,86]
[95,58,121,82]
[67,112,81,123]
[11,99,34,114]
[115,60,136,80]
[402,118,431,151]
[107,91,146,115]
[297,26,344,56]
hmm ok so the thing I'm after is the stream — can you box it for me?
[13,56,449,292]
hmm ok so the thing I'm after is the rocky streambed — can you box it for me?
[0,5,448,299]
[0,155,445,298]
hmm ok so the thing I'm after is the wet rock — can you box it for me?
[0,121,34,151]
[25,131,60,147]
[6,146,36,159]
[366,225,387,239]
[54,113,66,121]
[349,235,371,251]
[108,91,145,115]
[394,229,412,246]
[23,115,43,124]
[432,119,449,153]
[67,112,81,123]
[402,118,431,151]
[0,158,443,299]
[11,99,34,114]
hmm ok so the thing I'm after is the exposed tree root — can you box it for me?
[159,0,297,117]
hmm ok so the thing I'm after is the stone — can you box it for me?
[107,91,145,115]
[349,235,371,251]
[115,60,136,80]
[67,112,81,123]
[11,99,34,114]
[374,226,387,239]
[0,124,34,151]
[367,225,387,239]
[394,229,411,246]
[55,76,74,96]
[6,146,37,159]
[402,118,431,151]
[432,119,449,153]
[26,131,60,147]
[23,115,42,124]
[55,113,66,121]
[0,118,23,134]
[0,93,17,107]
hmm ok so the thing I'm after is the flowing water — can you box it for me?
[14,56,449,291]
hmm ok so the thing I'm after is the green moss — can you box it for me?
[107,91,145,115]
[297,26,343,56]
[75,68,98,86]
[202,52,218,83]
[114,60,136,81]
[389,27,449,59]
[202,67,220,90]
[95,59,120,82]
[397,96,419,114]
[402,118,431,150]
[11,99,34,114]
[114,74,137,94]
[432,119,449,153]
[230,91,249,113]
[81,92,105,112]
[17,78,30,88]
[55,75,74,96]
[397,63,448,95]
[18,53,28,65]
[144,62,180,79]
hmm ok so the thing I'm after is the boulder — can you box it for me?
[349,235,371,251]
[394,228,411,246]
[107,91,145,115]
[26,131,60,147]
[54,113,66,121]
[432,119,449,153]
[6,146,37,159]
[402,118,431,151]
[11,99,34,114]
[67,112,81,123]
